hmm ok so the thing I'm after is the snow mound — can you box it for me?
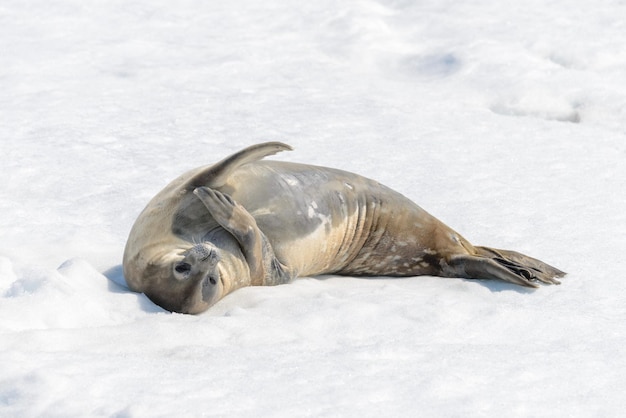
[0,259,155,331]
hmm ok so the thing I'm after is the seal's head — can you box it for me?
[125,242,225,314]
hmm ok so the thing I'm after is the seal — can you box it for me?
[123,142,565,314]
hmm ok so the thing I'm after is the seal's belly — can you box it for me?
[223,161,450,277]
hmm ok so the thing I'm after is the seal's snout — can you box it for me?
[191,243,220,265]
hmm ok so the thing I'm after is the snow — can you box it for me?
[1,0,625,416]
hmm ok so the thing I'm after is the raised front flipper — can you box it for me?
[193,187,291,286]
[188,142,293,189]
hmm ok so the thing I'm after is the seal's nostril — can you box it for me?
[209,277,216,285]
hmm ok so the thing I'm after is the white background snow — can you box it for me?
[1,0,625,416]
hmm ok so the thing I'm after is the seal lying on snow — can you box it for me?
[123,142,565,314]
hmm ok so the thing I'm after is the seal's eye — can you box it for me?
[175,262,191,274]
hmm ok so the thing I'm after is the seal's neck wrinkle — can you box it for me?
[207,237,251,294]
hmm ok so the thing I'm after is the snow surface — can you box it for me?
[1,0,625,416]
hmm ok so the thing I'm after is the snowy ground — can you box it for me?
[1,0,626,416]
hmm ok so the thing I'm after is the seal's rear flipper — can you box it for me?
[189,142,293,189]
[449,246,565,288]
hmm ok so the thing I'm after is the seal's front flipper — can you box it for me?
[448,247,565,288]
[193,187,291,286]
[193,187,252,233]
[189,142,293,189]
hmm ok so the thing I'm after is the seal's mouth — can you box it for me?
[200,253,212,261]
[192,243,211,258]
[190,243,220,264]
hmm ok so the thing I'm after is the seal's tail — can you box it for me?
[448,246,566,288]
